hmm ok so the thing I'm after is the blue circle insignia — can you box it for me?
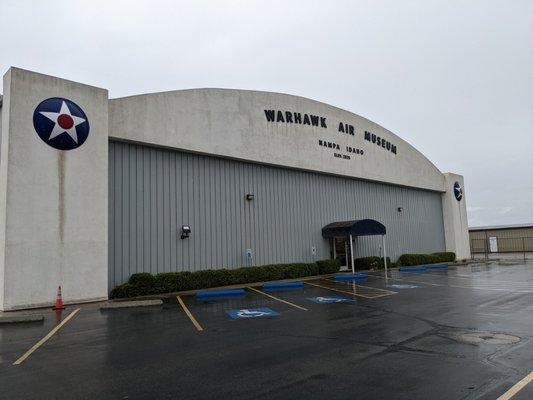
[33,97,90,150]
[453,181,463,201]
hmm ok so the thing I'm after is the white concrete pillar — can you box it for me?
[0,68,109,310]
[441,173,471,260]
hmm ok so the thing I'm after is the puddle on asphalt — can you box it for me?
[386,284,420,289]
[454,331,521,345]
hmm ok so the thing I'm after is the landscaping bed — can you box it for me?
[111,259,341,298]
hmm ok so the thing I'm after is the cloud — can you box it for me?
[1,0,532,226]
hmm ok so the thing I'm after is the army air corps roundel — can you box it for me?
[453,181,463,201]
[33,97,90,150]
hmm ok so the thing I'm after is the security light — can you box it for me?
[181,225,191,239]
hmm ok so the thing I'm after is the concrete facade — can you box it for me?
[0,67,469,310]
[109,89,445,192]
[0,68,108,310]
[441,173,471,260]
[0,93,4,309]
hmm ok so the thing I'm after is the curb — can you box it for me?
[100,299,163,309]
[399,266,427,272]
[333,273,369,281]
[196,289,246,298]
[110,273,338,302]
[262,281,304,289]
[425,263,449,270]
[0,314,44,324]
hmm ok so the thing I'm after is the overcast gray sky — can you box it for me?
[1,0,531,227]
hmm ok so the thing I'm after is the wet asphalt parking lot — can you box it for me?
[0,261,532,400]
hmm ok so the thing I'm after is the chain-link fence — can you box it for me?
[471,237,533,260]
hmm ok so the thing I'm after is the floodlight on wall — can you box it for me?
[245,194,254,201]
[181,225,191,239]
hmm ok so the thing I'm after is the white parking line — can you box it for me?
[13,308,81,365]
[177,296,204,332]
[497,372,533,400]
[247,287,308,311]
[369,274,533,293]
[424,272,533,287]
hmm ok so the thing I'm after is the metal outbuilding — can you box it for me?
[469,223,533,256]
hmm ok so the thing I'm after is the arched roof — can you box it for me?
[110,88,445,192]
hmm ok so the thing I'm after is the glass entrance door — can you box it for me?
[333,237,352,269]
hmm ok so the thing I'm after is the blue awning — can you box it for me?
[321,219,386,238]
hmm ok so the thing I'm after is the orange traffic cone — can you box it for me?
[53,285,65,310]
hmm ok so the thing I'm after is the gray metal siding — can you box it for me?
[109,141,446,289]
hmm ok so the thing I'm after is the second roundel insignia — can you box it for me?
[33,97,90,150]
[453,181,463,201]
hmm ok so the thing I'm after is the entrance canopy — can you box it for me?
[321,219,386,238]
[322,219,389,276]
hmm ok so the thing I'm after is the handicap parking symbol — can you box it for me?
[307,296,354,304]
[226,307,279,319]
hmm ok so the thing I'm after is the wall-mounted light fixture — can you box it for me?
[397,207,403,213]
[245,194,254,201]
[181,225,191,239]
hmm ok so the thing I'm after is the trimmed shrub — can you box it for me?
[110,283,143,299]
[397,254,431,266]
[316,259,341,274]
[187,269,234,289]
[430,252,456,262]
[353,256,391,270]
[154,271,193,293]
[397,252,456,266]
[111,262,323,299]
[129,272,155,287]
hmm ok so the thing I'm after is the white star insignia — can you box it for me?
[39,101,86,144]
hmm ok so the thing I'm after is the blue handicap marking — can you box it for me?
[387,284,420,289]
[226,307,279,319]
[307,296,355,304]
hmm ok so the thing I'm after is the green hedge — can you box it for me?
[397,252,456,266]
[316,258,341,274]
[430,252,457,262]
[353,256,392,270]
[111,259,340,299]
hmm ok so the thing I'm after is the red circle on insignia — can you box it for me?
[57,114,74,129]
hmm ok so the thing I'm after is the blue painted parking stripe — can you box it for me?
[399,266,427,272]
[196,289,245,298]
[262,281,303,289]
[333,273,368,281]
[398,263,449,272]
[425,263,449,270]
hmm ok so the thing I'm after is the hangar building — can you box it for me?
[0,68,470,310]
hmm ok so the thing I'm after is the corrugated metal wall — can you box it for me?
[469,228,533,240]
[109,140,446,289]
[470,228,533,253]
